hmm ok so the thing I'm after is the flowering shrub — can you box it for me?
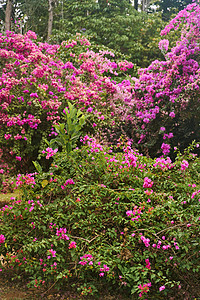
[0,31,134,173]
[0,138,199,298]
[1,3,200,176]
[0,5,200,298]
[131,2,200,157]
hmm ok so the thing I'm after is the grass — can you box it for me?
[0,190,22,204]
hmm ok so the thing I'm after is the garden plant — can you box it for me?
[0,2,200,299]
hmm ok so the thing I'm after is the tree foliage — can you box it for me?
[154,0,194,20]
[52,0,165,67]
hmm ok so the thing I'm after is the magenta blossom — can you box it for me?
[161,143,171,155]
[181,160,189,171]
[158,39,169,52]
[0,234,5,244]
[68,241,76,249]
[159,285,165,291]
[143,177,153,188]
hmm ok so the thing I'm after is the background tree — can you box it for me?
[141,0,151,11]
[20,0,48,37]
[47,0,57,40]
[0,0,54,38]
[154,0,194,20]
[5,0,12,31]
[52,0,165,68]
[134,0,138,10]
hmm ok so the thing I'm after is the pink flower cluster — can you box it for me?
[180,160,189,171]
[143,177,154,188]
[4,134,11,140]
[132,2,200,155]
[79,254,110,277]
[191,189,200,199]
[126,206,144,222]
[0,30,136,170]
[138,282,151,298]
[47,249,56,259]
[0,234,5,244]
[152,240,171,250]
[16,173,36,187]
[79,254,94,266]
[68,241,76,249]
[56,227,69,240]
[99,263,110,277]
[161,143,171,155]
[153,157,174,170]
[145,258,151,270]
[42,147,58,159]
[158,39,169,52]
[61,179,75,189]
[141,235,150,247]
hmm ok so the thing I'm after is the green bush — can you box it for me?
[0,138,199,298]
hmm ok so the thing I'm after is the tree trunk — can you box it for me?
[47,0,54,41]
[5,0,12,31]
[141,0,151,12]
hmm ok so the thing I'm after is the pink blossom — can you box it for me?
[159,39,169,52]
[169,111,175,118]
[65,179,75,185]
[4,134,11,140]
[0,234,5,244]
[181,160,189,171]
[68,241,76,249]
[161,143,171,155]
[48,249,56,257]
[143,177,153,188]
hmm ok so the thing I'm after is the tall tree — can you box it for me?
[52,0,165,68]
[47,0,55,40]
[5,0,12,31]
[0,0,49,36]
[141,0,151,11]
[155,0,194,20]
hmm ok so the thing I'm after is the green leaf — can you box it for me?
[32,161,42,173]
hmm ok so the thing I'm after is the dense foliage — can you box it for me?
[130,2,200,157]
[0,31,134,172]
[154,0,194,20]
[0,3,200,299]
[1,2,199,171]
[0,138,200,298]
[52,0,165,68]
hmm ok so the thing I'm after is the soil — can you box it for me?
[0,275,36,300]
[0,274,127,300]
